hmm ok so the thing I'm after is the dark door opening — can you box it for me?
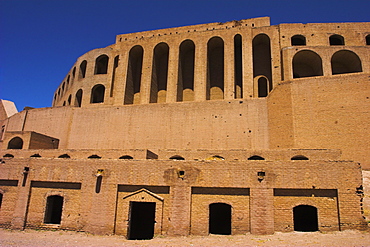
[293,205,318,231]
[128,201,156,240]
[209,203,232,235]
[44,195,64,224]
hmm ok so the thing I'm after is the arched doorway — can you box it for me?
[44,195,64,224]
[209,203,232,235]
[293,205,318,231]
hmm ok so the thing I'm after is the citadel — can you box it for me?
[0,17,369,238]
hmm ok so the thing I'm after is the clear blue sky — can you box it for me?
[1,0,369,111]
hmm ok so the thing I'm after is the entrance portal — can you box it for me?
[44,195,63,224]
[209,203,232,235]
[293,205,318,231]
[128,201,156,240]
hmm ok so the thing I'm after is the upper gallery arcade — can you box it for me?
[52,17,370,107]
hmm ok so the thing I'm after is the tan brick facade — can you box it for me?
[0,17,369,237]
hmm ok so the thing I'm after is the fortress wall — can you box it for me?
[0,158,365,235]
[289,73,370,169]
[267,82,294,149]
[66,99,269,150]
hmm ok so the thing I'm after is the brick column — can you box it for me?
[84,177,118,235]
[140,44,154,104]
[242,29,254,99]
[11,172,31,230]
[224,36,235,100]
[167,185,192,236]
[194,40,207,101]
[166,41,179,103]
[249,188,274,235]
[112,49,129,105]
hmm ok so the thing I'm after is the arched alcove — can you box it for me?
[209,203,232,235]
[150,42,169,103]
[75,89,83,107]
[7,137,23,149]
[257,77,268,97]
[293,205,318,231]
[234,34,243,98]
[178,40,195,102]
[292,50,323,78]
[331,50,362,75]
[90,84,105,103]
[253,34,272,90]
[125,45,144,105]
[95,55,109,74]
[329,34,345,45]
[207,36,224,100]
[291,35,306,46]
[366,34,370,45]
[79,60,87,79]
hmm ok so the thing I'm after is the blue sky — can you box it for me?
[1,0,369,111]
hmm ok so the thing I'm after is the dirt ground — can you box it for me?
[0,228,370,247]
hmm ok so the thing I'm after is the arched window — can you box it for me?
[293,50,323,78]
[169,155,185,160]
[331,50,362,75]
[79,60,87,79]
[207,37,224,100]
[291,155,309,160]
[150,43,169,103]
[72,67,76,78]
[58,154,70,159]
[125,45,144,105]
[61,82,65,93]
[44,195,64,224]
[209,203,232,235]
[248,155,265,160]
[0,192,3,210]
[3,153,14,158]
[253,34,272,91]
[178,40,195,102]
[88,154,101,159]
[119,155,133,160]
[293,205,318,231]
[329,34,345,45]
[95,55,109,74]
[67,95,72,105]
[30,153,41,158]
[291,35,306,46]
[75,89,83,107]
[366,34,370,45]
[234,34,243,98]
[8,137,23,149]
[90,84,105,103]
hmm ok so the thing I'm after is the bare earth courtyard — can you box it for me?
[0,229,369,247]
